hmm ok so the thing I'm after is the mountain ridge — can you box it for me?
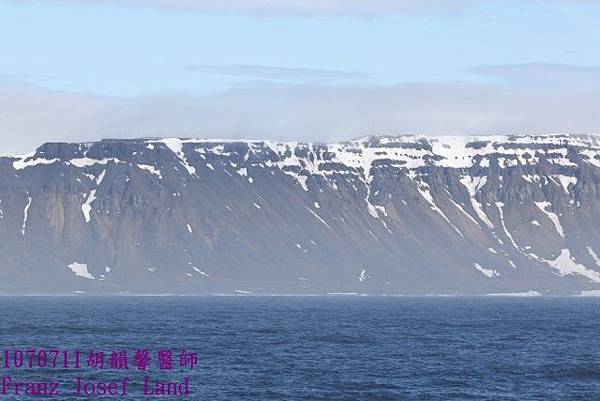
[2,133,600,295]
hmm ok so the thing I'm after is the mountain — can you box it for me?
[1,134,600,295]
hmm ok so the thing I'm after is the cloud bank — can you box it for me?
[473,63,600,88]
[37,0,478,15]
[28,0,600,15]
[184,64,368,83]
[2,76,600,154]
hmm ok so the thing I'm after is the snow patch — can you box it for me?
[82,190,97,223]
[460,176,493,228]
[487,290,541,297]
[416,183,463,237]
[556,175,577,193]
[474,263,499,278]
[587,246,600,267]
[534,201,565,238]
[495,202,523,252]
[546,249,600,283]
[191,266,210,277]
[13,155,59,170]
[448,197,479,227]
[358,268,369,282]
[69,157,122,168]
[21,196,31,236]
[305,207,331,229]
[137,164,162,179]
[68,262,95,280]
[295,243,308,252]
[96,169,106,185]
[157,138,197,176]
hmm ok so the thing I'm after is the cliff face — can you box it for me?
[1,134,600,295]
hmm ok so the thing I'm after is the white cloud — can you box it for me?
[2,78,600,154]
[184,64,368,83]
[472,63,600,88]
[0,83,120,154]
[34,0,478,15]
[25,0,600,15]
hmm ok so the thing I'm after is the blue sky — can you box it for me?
[2,0,600,152]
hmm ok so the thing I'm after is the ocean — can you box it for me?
[1,296,600,400]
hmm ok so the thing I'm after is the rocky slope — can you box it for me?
[2,134,600,295]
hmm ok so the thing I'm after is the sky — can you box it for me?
[2,0,600,153]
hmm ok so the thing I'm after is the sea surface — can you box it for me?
[1,296,600,400]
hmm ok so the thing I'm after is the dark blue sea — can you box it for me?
[2,297,600,400]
